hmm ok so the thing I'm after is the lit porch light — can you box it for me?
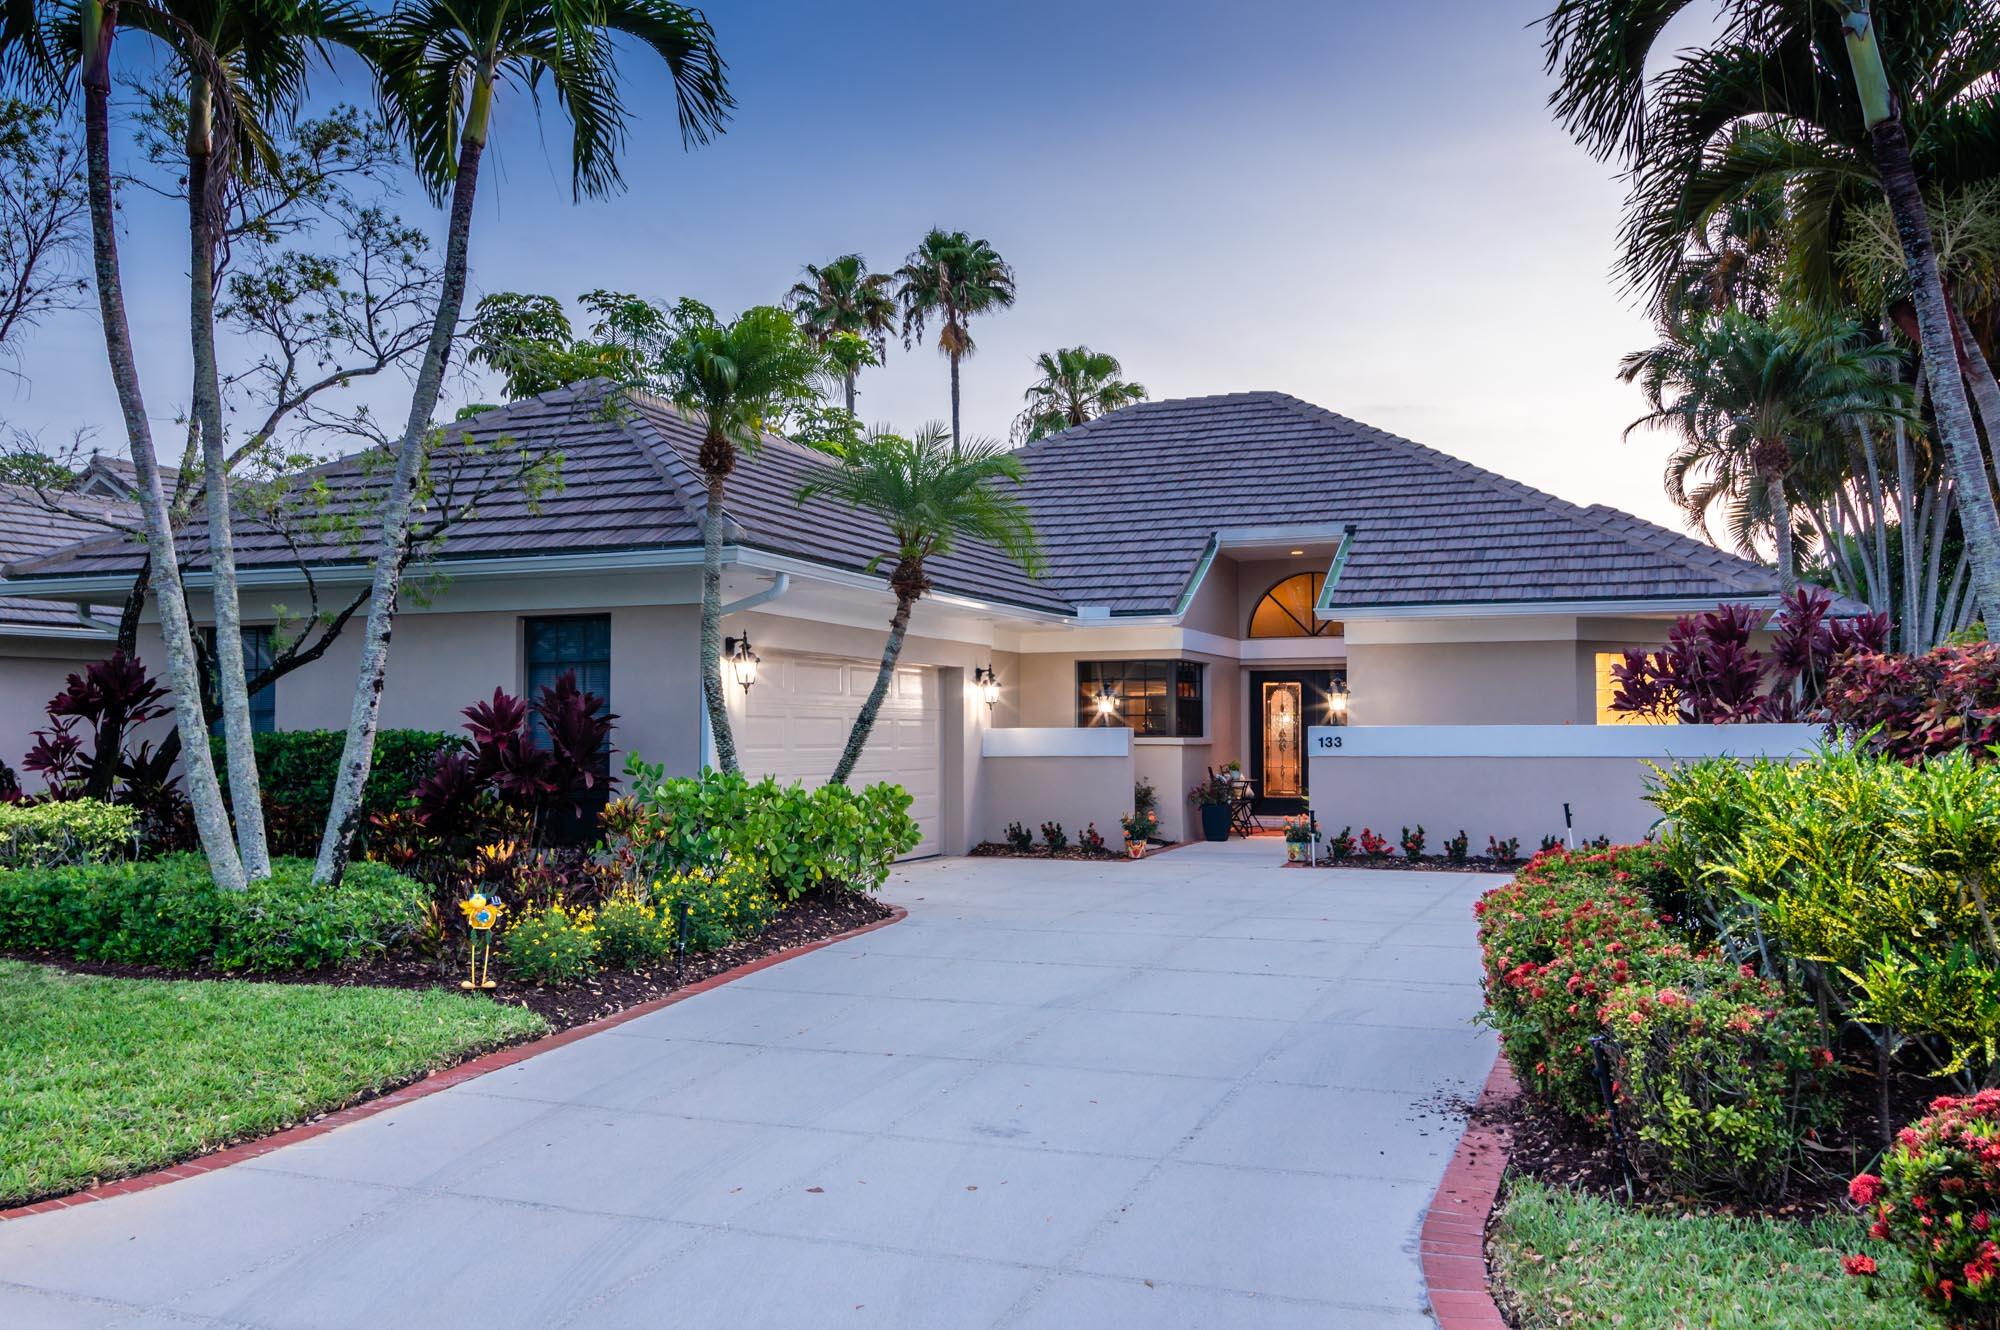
[1326,679,1349,723]
[1093,682,1118,718]
[724,634,760,692]
[974,665,1000,707]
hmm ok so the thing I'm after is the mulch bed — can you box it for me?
[2,890,895,1035]
[967,842,1133,861]
[1306,855,1527,874]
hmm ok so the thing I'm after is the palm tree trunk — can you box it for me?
[698,460,738,773]
[312,108,489,886]
[1843,14,2000,637]
[948,352,961,446]
[81,0,244,891]
[844,371,856,416]
[1857,418,1890,609]
[1767,466,1798,595]
[187,77,270,880]
[830,586,919,786]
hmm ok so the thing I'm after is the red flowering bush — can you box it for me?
[1852,1090,2000,1327]
[1475,844,1683,1118]
[1358,827,1391,858]
[1601,960,1829,1201]
[1826,643,2000,763]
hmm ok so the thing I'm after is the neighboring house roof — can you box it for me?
[75,455,180,501]
[1011,392,1787,615]
[0,482,136,634]
[5,384,1070,615]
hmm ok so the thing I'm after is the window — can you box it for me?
[524,615,611,746]
[1077,660,1204,737]
[1595,651,1669,725]
[1249,572,1343,638]
[204,627,277,735]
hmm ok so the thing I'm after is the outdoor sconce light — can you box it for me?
[974,665,1000,707]
[1326,680,1349,723]
[1093,682,1119,718]
[724,635,760,692]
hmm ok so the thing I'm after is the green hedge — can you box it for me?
[211,729,463,820]
[0,800,136,867]
[0,855,424,972]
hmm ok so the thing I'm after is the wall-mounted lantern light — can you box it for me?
[724,634,760,692]
[974,665,1000,707]
[1326,678,1349,724]
[1093,681,1119,718]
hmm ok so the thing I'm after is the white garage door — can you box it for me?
[735,650,943,858]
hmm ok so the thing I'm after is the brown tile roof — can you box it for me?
[1011,392,1785,614]
[0,482,135,633]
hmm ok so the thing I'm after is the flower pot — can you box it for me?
[1286,841,1307,863]
[1199,803,1231,842]
[1125,840,1146,859]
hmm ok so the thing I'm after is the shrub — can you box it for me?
[1041,821,1068,852]
[0,856,422,972]
[1004,821,1033,852]
[1120,808,1157,844]
[221,729,462,855]
[1852,1089,2000,1326]
[1475,846,1683,1117]
[501,900,599,983]
[1358,827,1390,858]
[20,652,191,851]
[1539,834,1563,854]
[653,858,780,952]
[594,890,673,967]
[1080,823,1106,854]
[1487,834,1520,863]
[1400,825,1426,858]
[0,799,135,867]
[1827,643,2000,763]
[1601,959,1829,1202]
[612,762,921,898]
[1328,827,1356,860]
[411,676,617,851]
[1444,830,1469,864]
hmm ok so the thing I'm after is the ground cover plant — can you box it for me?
[0,958,544,1205]
[1490,1177,1913,1330]
[0,799,135,867]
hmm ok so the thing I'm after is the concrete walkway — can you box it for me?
[0,840,1501,1329]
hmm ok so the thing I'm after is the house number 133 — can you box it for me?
[1314,734,1342,750]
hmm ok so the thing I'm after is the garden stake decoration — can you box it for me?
[459,893,506,990]
[1588,1034,1637,1202]
[672,897,695,987]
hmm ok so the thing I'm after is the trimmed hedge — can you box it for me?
[0,800,136,867]
[0,855,424,972]
[212,729,462,832]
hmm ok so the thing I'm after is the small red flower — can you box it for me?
[1850,1174,1884,1207]
[1842,1254,1878,1278]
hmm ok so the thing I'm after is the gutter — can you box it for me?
[1320,594,1785,620]
[719,572,791,616]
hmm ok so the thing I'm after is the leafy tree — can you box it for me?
[786,254,894,413]
[1012,345,1147,443]
[798,423,1042,784]
[314,0,731,885]
[894,229,1014,447]
[1543,0,2000,639]
[466,288,667,399]
[1622,308,1910,594]
[0,96,86,363]
[655,299,823,773]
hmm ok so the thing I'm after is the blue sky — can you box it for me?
[1,0,1692,526]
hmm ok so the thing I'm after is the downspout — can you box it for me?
[704,573,793,769]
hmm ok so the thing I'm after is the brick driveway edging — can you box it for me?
[0,905,909,1223]
[1420,1056,1520,1329]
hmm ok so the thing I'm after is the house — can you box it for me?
[0,384,1789,849]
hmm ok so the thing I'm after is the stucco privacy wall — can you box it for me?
[977,727,1134,848]
[1306,724,1822,849]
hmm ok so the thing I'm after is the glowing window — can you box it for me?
[1595,651,1669,725]
[1249,572,1342,638]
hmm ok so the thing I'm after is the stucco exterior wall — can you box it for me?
[977,747,1135,848]
[0,639,112,780]
[1346,639,1586,726]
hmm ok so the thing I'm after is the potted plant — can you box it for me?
[1281,814,1315,863]
[1120,807,1157,857]
[1189,775,1234,842]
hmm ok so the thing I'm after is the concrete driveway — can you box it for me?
[0,840,1500,1329]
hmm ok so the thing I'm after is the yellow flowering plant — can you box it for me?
[500,897,599,984]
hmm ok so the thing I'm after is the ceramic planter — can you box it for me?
[1286,841,1309,863]
[1125,840,1146,859]
[1199,803,1231,842]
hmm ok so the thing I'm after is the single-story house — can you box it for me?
[0,384,1794,850]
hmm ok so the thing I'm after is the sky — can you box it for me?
[0,0,1697,529]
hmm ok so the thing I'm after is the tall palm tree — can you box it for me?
[786,254,894,414]
[798,423,1042,785]
[894,229,1014,447]
[112,0,376,883]
[1012,345,1147,443]
[1544,0,2000,638]
[1622,309,1910,593]
[655,300,824,774]
[313,0,731,885]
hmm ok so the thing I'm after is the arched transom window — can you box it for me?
[1248,572,1342,638]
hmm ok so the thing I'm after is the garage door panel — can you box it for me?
[736,649,942,858]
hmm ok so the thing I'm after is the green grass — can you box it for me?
[0,960,546,1205]
[1490,1177,1922,1330]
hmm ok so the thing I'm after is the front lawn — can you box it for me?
[1489,1178,1915,1330]
[0,959,545,1205]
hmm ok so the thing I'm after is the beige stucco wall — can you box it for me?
[1346,640,1587,726]
[0,638,115,785]
[1309,754,1670,848]
[977,752,1136,848]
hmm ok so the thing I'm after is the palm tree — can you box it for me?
[786,254,894,414]
[655,300,824,774]
[1544,0,2000,638]
[313,0,731,885]
[894,230,1014,447]
[1622,310,1910,594]
[1012,346,1147,443]
[798,424,1042,785]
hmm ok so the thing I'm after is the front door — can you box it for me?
[1248,669,1344,815]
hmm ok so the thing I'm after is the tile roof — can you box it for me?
[1010,392,1785,614]
[0,482,136,632]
